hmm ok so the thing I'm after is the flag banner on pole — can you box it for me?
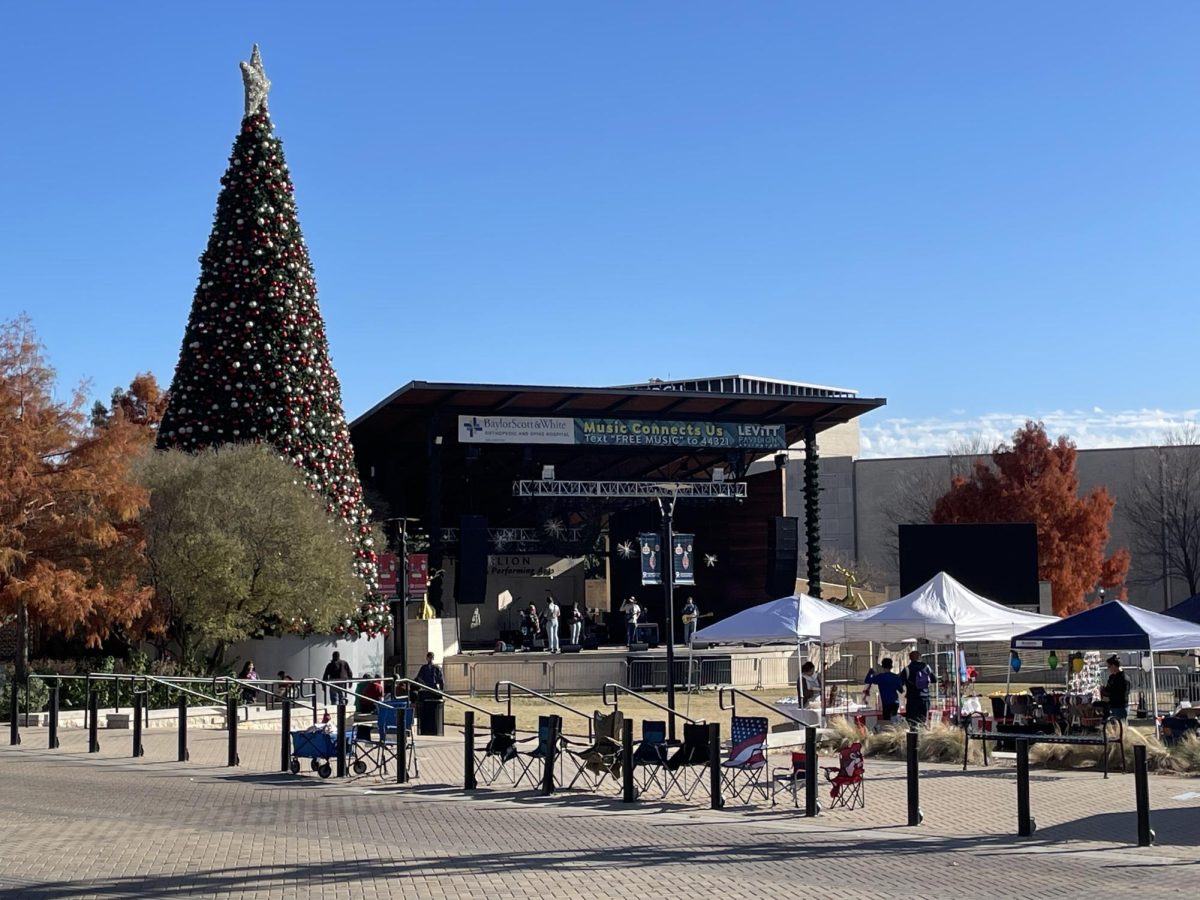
[673,534,695,585]
[639,533,661,585]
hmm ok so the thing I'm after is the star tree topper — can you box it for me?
[240,44,271,117]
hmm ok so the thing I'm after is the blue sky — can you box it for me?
[1,3,1198,456]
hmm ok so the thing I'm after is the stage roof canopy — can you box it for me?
[351,375,887,450]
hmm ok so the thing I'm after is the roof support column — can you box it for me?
[428,411,445,615]
[803,421,822,598]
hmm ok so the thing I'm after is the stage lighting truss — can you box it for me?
[512,480,747,499]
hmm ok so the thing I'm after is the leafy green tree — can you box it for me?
[139,443,362,670]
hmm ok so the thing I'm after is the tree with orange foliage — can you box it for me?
[0,316,153,682]
[932,421,1130,616]
[91,373,169,435]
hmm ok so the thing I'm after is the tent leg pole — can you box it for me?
[954,643,962,722]
[1150,653,1160,739]
[819,642,826,724]
[1005,661,1012,722]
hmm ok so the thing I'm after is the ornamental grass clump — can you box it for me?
[1168,733,1200,773]
[821,716,863,750]
[862,722,984,765]
[1029,725,1174,772]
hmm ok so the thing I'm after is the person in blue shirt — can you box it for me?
[865,657,904,723]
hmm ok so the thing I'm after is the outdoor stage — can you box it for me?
[437,643,812,696]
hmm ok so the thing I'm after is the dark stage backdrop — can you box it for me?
[899,522,1039,606]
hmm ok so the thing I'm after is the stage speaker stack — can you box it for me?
[458,515,488,605]
[766,516,800,597]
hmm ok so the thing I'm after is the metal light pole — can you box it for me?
[398,520,409,682]
[389,517,420,683]
[661,496,678,742]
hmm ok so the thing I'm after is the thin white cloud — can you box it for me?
[860,408,1200,459]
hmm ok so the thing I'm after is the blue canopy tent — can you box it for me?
[1165,593,1200,626]
[1011,601,1200,732]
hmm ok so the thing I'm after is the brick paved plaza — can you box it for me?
[1,725,1198,899]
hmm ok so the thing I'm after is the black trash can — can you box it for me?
[418,697,444,736]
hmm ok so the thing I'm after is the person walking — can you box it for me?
[901,650,932,728]
[865,657,904,723]
[322,651,353,705]
[238,660,260,705]
[545,593,561,654]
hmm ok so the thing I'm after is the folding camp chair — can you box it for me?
[632,720,671,799]
[514,715,565,790]
[564,710,624,792]
[662,722,715,802]
[473,714,521,786]
[771,750,808,808]
[720,715,769,804]
[823,741,865,810]
[353,698,418,779]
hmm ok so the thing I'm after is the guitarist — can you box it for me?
[681,597,700,646]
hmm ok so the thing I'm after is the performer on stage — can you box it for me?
[681,597,700,645]
[620,596,641,647]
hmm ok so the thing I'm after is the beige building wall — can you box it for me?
[852,445,1195,612]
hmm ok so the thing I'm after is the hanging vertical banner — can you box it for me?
[377,553,399,597]
[673,534,695,585]
[407,553,430,596]
[639,533,661,585]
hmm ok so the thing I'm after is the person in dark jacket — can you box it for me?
[322,651,353,704]
[416,652,444,692]
[901,650,932,727]
[1101,655,1129,721]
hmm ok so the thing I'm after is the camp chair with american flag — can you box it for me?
[720,715,770,804]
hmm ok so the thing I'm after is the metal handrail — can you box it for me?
[144,675,224,708]
[393,678,496,720]
[494,681,594,740]
[718,684,796,722]
[301,677,392,715]
[602,683,700,725]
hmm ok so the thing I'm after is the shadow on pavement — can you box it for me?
[2,826,1189,900]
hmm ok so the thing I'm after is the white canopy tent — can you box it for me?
[818,572,1059,718]
[819,572,1057,644]
[689,594,850,715]
[692,592,850,645]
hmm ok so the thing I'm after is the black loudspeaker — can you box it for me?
[458,515,488,604]
[581,636,601,651]
[767,516,800,597]
[560,645,582,654]
[628,643,650,652]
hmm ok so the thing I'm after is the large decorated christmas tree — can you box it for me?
[158,46,388,639]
